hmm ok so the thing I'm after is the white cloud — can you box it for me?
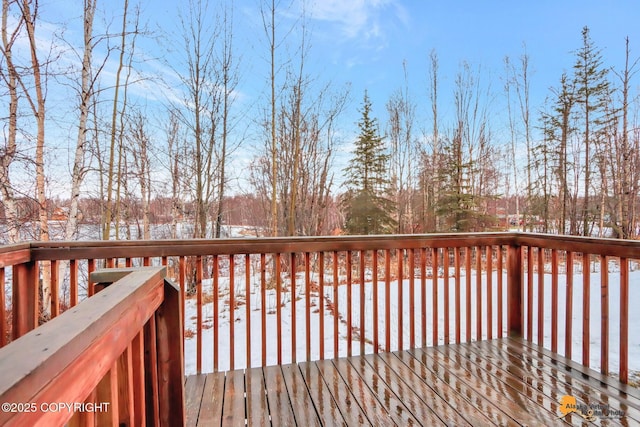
[303,0,407,42]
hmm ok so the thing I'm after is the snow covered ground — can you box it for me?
[183,265,640,381]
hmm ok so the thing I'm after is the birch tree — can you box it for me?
[65,0,102,241]
[0,0,22,243]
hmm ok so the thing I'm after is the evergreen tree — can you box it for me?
[435,126,493,232]
[573,26,611,236]
[342,92,396,234]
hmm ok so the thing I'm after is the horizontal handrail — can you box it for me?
[0,266,184,426]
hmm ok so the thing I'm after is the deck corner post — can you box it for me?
[12,260,38,338]
[155,278,185,426]
[507,243,523,338]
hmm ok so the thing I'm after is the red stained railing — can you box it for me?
[0,232,637,384]
[0,266,184,426]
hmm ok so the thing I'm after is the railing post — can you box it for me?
[12,260,38,338]
[91,267,185,425]
[507,243,523,337]
[156,278,185,426]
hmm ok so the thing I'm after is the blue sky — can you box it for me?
[223,1,637,110]
[33,0,640,194]
[104,0,638,112]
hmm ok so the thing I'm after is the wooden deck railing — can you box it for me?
[0,266,184,426]
[0,232,636,386]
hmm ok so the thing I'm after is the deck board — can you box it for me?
[357,353,442,425]
[245,368,270,427]
[197,371,224,426]
[298,361,346,425]
[186,337,638,426]
[221,369,245,426]
[263,365,297,426]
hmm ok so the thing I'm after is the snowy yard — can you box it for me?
[183,264,640,382]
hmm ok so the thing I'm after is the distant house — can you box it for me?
[51,206,83,222]
[51,207,69,222]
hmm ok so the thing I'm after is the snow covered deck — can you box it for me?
[184,337,640,426]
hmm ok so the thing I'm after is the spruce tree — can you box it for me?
[342,92,396,234]
[573,26,611,236]
[435,127,482,232]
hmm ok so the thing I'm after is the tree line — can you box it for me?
[2,0,639,245]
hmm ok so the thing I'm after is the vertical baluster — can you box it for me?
[551,249,558,352]
[143,316,159,424]
[305,252,311,362]
[432,247,438,346]
[319,252,325,360]
[373,250,379,353]
[476,246,482,341]
[443,248,449,345]
[398,248,404,350]
[537,248,544,346]
[333,251,339,358]
[409,248,415,349]
[260,254,266,367]
[359,250,366,356]
[132,330,146,426]
[565,251,574,359]
[50,260,59,318]
[246,253,252,369]
[346,251,352,357]
[213,255,219,372]
[420,248,427,347]
[507,244,523,338]
[582,253,590,368]
[88,259,96,299]
[465,247,472,342]
[196,256,202,373]
[620,257,629,383]
[600,255,608,375]
[230,254,235,370]
[385,249,391,352]
[497,246,503,338]
[290,252,296,364]
[70,259,78,308]
[487,246,493,341]
[526,247,533,341]
[276,253,282,365]
[454,248,460,344]
[179,256,185,330]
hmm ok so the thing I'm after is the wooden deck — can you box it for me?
[185,337,640,426]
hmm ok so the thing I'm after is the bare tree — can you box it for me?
[418,49,441,232]
[387,61,416,233]
[170,0,239,239]
[165,108,184,239]
[213,1,239,238]
[19,0,49,247]
[610,37,639,238]
[0,0,22,243]
[102,0,130,239]
[260,0,281,236]
[65,0,103,241]
[127,110,151,239]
